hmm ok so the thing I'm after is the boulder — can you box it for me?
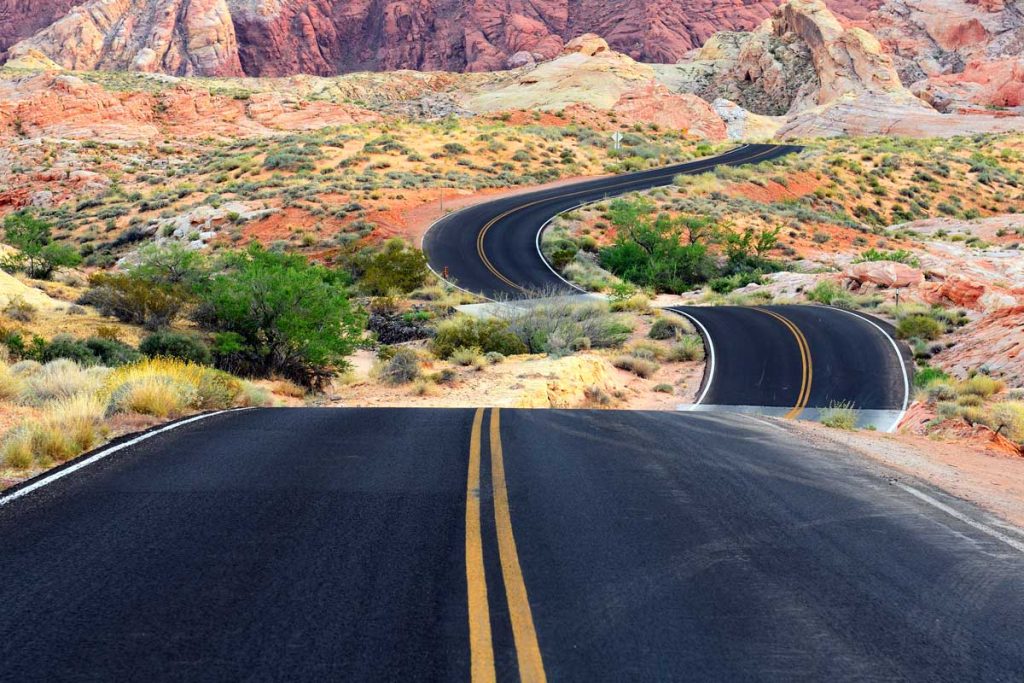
[843,261,924,288]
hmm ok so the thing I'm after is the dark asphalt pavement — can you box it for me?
[2,408,1023,681]
[424,143,800,299]
[672,305,909,412]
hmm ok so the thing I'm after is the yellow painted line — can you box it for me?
[489,409,547,683]
[465,408,496,683]
[756,308,813,419]
[474,145,784,292]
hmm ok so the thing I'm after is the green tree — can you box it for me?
[2,211,81,279]
[599,199,715,293]
[361,239,430,295]
[195,245,363,388]
[130,243,209,288]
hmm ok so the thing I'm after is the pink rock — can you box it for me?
[843,262,924,288]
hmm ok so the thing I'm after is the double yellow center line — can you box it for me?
[756,308,813,418]
[465,408,547,682]
[474,145,785,293]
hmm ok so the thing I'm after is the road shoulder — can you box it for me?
[791,419,1024,530]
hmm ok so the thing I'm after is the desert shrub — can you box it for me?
[81,273,186,330]
[379,348,421,385]
[3,297,36,322]
[432,316,527,359]
[0,362,25,400]
[806,280,846,305]
[667,335,705,362]
[484,352,505,364]
[450,346,483,367]
[108,376,194,417]
[960,374,1004,398]
[896,314,942,341]
[104,358,244,416]
[1,394,107,469]
[140,331,212,365]
[360,240,430,295]
[613,355,659,378]
[819,401,858,430]
[914,365,949,388]
[991,402,1024,442]
[86,337,142,366]
[504,301,632,355]
[19,359,108,406]
[38,334,97,365]
[653,383,674,393]
[193,245,363,389]
[648,316,691,340]
[238,382,273,407]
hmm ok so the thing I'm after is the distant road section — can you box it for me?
[424,143,800,299]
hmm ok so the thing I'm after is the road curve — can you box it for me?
[424,143,800,299]
[2,407,1023,680]
[671,304,911,425]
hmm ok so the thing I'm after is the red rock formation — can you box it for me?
[0,0,87,61]
[4,0,882,77]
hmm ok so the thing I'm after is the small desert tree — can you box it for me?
[194,245,364,388]
[2,210,81,279]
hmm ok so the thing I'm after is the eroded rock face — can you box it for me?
[666,0,914,116]
[866,0,1024,109]
[0,0,88,61]
[4,0,781,76]
[9,0,244,76]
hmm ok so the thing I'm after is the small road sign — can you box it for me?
[611,131,623,150]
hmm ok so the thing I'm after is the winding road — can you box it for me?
[425,143,910,426]
[2,408,1023,680]
[2,148,1020,681]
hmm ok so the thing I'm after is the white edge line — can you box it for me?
[895,482,1024,554]
[665,308,716,407]
[828,307,911,433]
[0,408,249,508]
[422,144,753,299]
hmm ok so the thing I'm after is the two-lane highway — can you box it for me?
[424,143,800,299]
[2,408,1023,680]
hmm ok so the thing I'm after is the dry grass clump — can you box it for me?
[667,335,705,362]
[104,358,251,416]
[960,374,1005,398]
[2,394,108,468]
[820,401,859,430]
[0,357,270,471]
[991,402,1024,442]
[0,363,25,400]
[19,359,109,406]
[613,355,660,379]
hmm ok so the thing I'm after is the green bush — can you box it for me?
[85,337,142,366]
[360,240,430,295]
[140,331,212,365]
[80,273,186,330]
[431,316,527,359]
[194,245,363,389]
[914,365,949,388]
[895,314,943,341]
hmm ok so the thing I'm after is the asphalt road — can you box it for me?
[671,304,910,423]
[2,408,1023,681]
[424,143,800,299]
